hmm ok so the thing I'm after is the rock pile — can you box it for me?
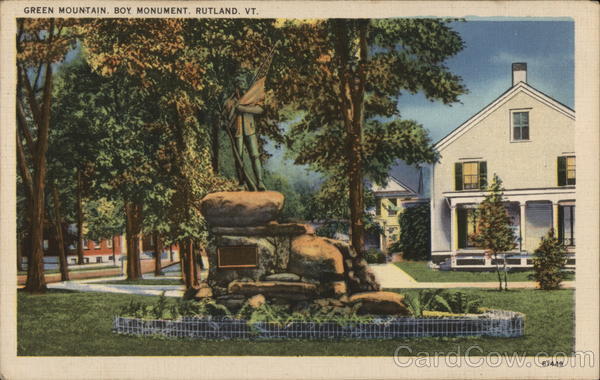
[199,191,406,316]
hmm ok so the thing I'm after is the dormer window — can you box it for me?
[512,111,530,141]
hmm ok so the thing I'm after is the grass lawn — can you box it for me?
[18,288,574,356]
[395,261,575,283]
[17,265,118,275]
[93,278,184,286]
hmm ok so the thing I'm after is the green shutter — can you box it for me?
[457,208,467,249]
[557,156,566,186]
[557,206,564,242]
[479,161,487,190]
[454,162,463,191]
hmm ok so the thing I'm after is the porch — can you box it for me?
[436,187,575,270]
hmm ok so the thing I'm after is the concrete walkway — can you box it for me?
[369,263,575,289]
[47,271,204,297]
[45,263,573,297]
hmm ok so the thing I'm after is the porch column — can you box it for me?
[380,222,387,253]
[519,202,527,252]
[552,202,560,234]
[450,205,458,253]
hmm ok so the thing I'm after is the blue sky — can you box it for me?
[265,19,575,182]
[398,20,574,143]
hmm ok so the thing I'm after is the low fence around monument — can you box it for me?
[112,309,524,340]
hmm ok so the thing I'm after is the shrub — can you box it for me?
[392,203,431,260]
[532,229,569,290]
[364,248,387,264]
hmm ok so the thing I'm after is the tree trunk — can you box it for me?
[111,236,116,266]
[179,241,187,284]
[125,202,143,280]
[51,183,69,281]
[153,232,163,276]
[76,168,84,265]
[26,186,46,292]
[180,238,199,290]
[211,117,220,174]
[494,253,503,291]
[332,19,368,255]
[169,245,174,262]
[502,255,508,291]
[17,232,24,272]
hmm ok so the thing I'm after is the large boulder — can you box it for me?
[324,238,380,293]
[288,235,344,280]
[228,280,318,300]
[200,191,285,227]
[349,291,410,315]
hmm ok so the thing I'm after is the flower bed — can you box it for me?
[113,309,524,340]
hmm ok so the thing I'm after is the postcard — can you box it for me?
[0,1,598,379]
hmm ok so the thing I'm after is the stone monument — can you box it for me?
[199,190,408,315]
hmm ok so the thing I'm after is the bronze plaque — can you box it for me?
[217,245,258,269]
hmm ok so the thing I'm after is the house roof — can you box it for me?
[434,82,575,152]
[371,175,418,196]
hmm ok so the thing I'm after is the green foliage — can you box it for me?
[532,229,569,290]
[119,297,232,320]
[404,289,445,317]
[267,19,466,252]
[405,289,482,316]
[151,292,169,319]
[364,248,387,264]
[471,174,517,291]
[390,203,430,260]
[18,289,573,356]
[84,198,124,242]
[471,175,517,254]
[430,290,482,314]
[263,171,316,221]
[315,220,348,238]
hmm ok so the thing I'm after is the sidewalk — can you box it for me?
[369,263,575,289]
[46,262,573,297]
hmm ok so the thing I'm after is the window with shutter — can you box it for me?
[479,161,487,189]
[455,162,463,191]
[558,156,575,186]
[455,161,487,191]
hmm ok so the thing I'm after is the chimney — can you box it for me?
[512,62,527,86]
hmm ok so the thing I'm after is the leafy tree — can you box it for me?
[17,18,78,292]
[532,229,569,290]
[84,198,124,265]
[81,19,249,288]
[390,203,431,260]
[49,54,107,265]
[471,174,517,291]
[269,19,466,254]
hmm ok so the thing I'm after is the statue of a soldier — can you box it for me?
[223,76,267,191]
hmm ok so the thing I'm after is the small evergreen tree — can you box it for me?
[471,174,516,291]
[532,229,569,290]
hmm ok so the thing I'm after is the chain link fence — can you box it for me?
[113,309,524,340]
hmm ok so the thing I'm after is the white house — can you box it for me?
[430,63,575,269]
